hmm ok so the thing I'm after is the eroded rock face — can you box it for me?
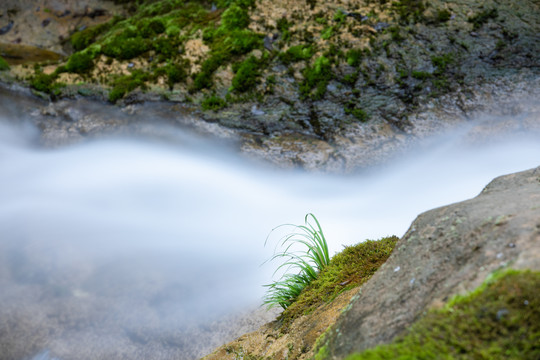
[323,166,540,358]
[0,0,126,56]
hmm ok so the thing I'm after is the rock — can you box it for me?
[0,20,14,35]
[323,166,540,357]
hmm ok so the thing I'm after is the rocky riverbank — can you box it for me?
[204,166,540,359]
[1,0,539,171]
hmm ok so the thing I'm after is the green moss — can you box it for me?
[137,17,166,38]
[333,10,347,25]
[276,17,293,43]
[346,49,363,67]
[392,0,426,24]
[346,269,540,360]
[345,102,368,122]
[65,51,95,73]
[387,26,404,42]
[279,44,314,64]
[0,56,9,71]
[435,9,451,24]
[230,55,262,92]
[108,69,149,102]
[321,26,334,40]
[166,62,188,87]
[192,27,263,91]
[411,70,431,80]
[30,71,57,93]
[71,21,116,51]
[102,28,150,60]
[468,8,498,31]
[341,71,359,86]
[220,4,250,31]
[191,51,227,91]
[300,55,332,100]
[278,236,398,330]
[201,94,227,110]
[222,29,263,55]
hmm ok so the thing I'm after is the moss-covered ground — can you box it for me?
[342,269,540,360]
[278,236,398,332]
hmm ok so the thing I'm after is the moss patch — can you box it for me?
[279,236,398,331]
[345,269,540,360]
[0,56,9,71]
[108,69,149,102]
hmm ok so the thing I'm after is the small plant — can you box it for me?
[201,94,227,110]
[263,213,331,310]
[346,49,363,67]
[230,55,261,93]
[65,51,95,73]
[468,8,498,30]
[300,56,332,100]
[0,56,9,71]
[279,44,314,64]
[108,69,149,102]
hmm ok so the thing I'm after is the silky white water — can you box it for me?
[0,105,539,359]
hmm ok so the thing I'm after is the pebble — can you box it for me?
[42,18,51,27]
[127,63,135,68]
[394,266,400,272]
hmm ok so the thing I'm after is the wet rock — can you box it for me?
[0,20,14,35]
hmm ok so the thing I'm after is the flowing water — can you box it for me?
[0,90,539,359]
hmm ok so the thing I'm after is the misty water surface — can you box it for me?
[0,95,539,359]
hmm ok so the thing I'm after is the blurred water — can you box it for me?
[0,101,539,360]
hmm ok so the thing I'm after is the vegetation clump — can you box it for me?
[279,44,314,65]
[71,21,116,51]
[65,51,95,73]
[0,56,9,71]
[108,69,149,102]
[263,214,331,310]
[345,269,540,359]
[201,94,227,110]
[230,55,263,93]
[300,56,332,100]
[279,235,398,329]
[468,8,498,30]
[392,0,426,24]
[30,71,56,93]
[346,49,363,67]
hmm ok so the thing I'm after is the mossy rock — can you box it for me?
[345,269,540,359]
[279,236,399,331]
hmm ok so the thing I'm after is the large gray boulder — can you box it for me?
[324,166,540,358]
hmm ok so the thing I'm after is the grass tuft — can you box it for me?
[263,213,331,310]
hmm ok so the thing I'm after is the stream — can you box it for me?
[1,88,540,360]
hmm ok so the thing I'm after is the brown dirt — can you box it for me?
[203,288,359,360]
